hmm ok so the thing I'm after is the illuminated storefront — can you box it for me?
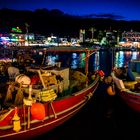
[119,31,140,48]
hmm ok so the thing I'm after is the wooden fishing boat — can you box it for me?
[111,60,140,112]
[0,50,104,140]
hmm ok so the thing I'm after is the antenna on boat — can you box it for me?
[83,48,96,74]
[85,48,97,86]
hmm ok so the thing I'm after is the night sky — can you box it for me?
[0,0,140,21]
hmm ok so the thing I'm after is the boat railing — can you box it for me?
[111,72,126,91]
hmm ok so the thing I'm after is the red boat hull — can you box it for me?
[0,76,99,140]
[112,70,140,112]
[120,90,140,112]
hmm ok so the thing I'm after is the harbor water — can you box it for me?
[31,49,140,140]
[2,48,140,139]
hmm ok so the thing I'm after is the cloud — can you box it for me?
[83,13,125,20]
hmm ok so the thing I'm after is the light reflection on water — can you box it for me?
[114,51,140,68]
[71,53,79,69]
[43,52,99,72]
[2,49,140,76]
[34,50,140,75]
[115,51,124,67]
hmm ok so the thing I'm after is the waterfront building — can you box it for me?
[79,29,85,42]
[119,31,140,48]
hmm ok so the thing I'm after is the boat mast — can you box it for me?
[85,49,90,86]
[85,48,90,75]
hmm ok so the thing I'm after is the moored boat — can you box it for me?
[0,49,104,140]
[111,60,140,112]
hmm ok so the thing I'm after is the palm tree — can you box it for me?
[89,27,96,42]
[25,23,30,45]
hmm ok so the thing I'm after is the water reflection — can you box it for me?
[34,51,99,72]
[98,50,140,76]
[34,50,140,75]
[2,49,140,76]
[115,51,124,67]
[79,53,86,68]
[114,51,140,68]
[71,53,79,69]
[99,50,113,75]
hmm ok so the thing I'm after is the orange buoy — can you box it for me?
[31,103,45,120]
[107,85,116,96]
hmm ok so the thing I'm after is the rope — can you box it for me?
[81,51,95,61]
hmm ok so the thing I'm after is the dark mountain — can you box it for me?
[0,8,140,37]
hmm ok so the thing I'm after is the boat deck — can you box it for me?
[32,82,140,140]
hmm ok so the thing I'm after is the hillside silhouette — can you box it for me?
[0,8,140,37]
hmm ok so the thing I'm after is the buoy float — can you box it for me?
[31,103,45,120]
[107,85,116,96]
